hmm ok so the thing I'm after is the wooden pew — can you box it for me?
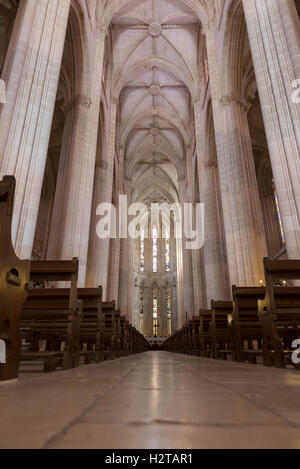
[120,315,130,356]
[163,330,177,352]
[181,321,193,354]
[134,328,150,353]
[0,176,30,381]
[231,287,264,364]
[211,301,233,360]
[258,258,300,368]
[190,316,201,355]
[21,259,82,372]
[199,309,214,357]
[166,326,184,353]
[78,287,104,364]
[179,325,188,354]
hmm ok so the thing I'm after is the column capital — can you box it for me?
[0,79,6,104]
[111,95,119,105]
[96,24,108,35]
[220,93,253,113]
[97,160,108,170]
[63,95,92,114]
[202,20,214,36]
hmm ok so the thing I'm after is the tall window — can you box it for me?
[273,182,285,245]
[153,287,158,337]
[165,230,170,272]
[166,287,172,336]
[153,225,158,273]
[140,230,145,272]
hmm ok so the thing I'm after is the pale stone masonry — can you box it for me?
[243,0,300,259]
[0,0,70,259]
[0,0,299,333]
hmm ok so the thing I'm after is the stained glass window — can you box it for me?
[166,230,170,272]
[273,183,285,245]
[153,226,158,273]
[167,287,172,336]
[140,230,145,272]
[153,287,158,337]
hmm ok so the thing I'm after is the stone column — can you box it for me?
[0,80,5,104]
[174,205,185,328]
[179,181,195,318]
[144,284,153,337]
[201,159,230,302]
[47,26,107,285]
[0,0,70,259]
[118,178,133,318]
[243,0,300,258]
[185,144,206,312]
[85,97,117,293]
[170,281,177,335]
[204,21,268,287]
[107,146,127,304]
[194,101,230,303]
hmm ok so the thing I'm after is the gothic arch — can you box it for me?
[221,0,256,99]
[127,143,184,180]
[113,56,195,100]
[121,107,189,146]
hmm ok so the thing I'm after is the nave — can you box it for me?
[1,0,300,451]
[1,352,300,450]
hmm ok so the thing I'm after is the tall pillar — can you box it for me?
[179,181,195,317]
[185,143,206,312]
[204,21,267,287]
[175,208,185,328]
[194,101,230,303]
[0,0,70,259]
[107,206,120,303]
[118,178,133,319]
[243,0,300,258]
[201,160,230,302]
[47,26,107,285]
[85,98,117,293]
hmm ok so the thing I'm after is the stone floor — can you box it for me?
[1,352,300,449]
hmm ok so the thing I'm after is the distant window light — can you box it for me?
[140,230,145,272]
[166,287,171,336]
[153,287,158,337]
[166,230,170,272]
[153,226,158,273]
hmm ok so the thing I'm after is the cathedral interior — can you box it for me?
[0,0,300,450]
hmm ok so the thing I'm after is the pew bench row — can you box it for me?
[0,176,149,381]
[163,258,300,369]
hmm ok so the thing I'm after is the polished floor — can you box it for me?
[1,352,300,449]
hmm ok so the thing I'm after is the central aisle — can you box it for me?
[1,352,300,449]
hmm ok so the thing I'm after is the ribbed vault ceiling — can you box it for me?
[111,0,201,204]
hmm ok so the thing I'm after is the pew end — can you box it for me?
[0,176,30,381]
